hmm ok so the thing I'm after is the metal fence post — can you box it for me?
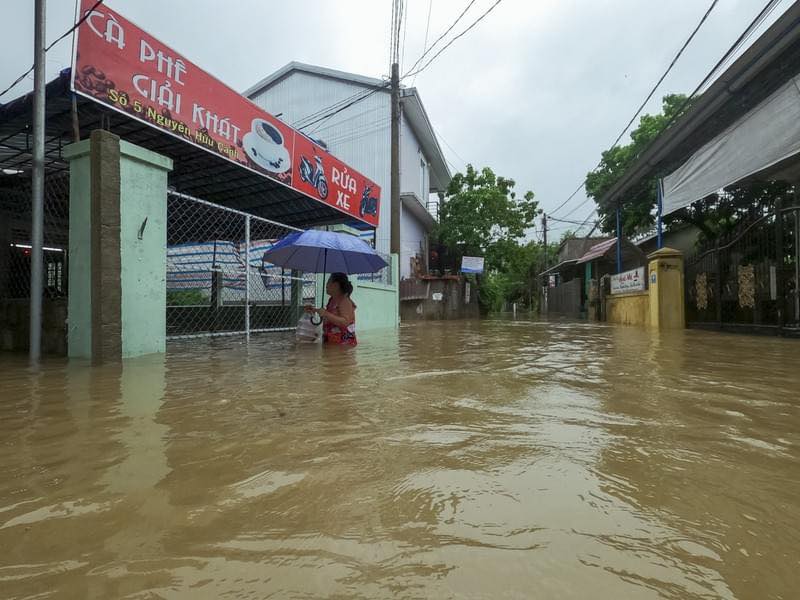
[715,241,722,328]
[775,199,784,333]
[245,214,250,340]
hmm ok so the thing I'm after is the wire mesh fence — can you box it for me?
[1,170,69,353]
[356,250,393,286]
[166,191,316,339]
[1,170,69,301]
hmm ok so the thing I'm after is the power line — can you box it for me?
[548,0,736,219]
[0,0,105,99]
[400,0,408,67]
[606,0,720,153]
[431,125,469,170]
[597,0,785,204]
[292,86,380,128]
[411,0,434,87]
[548,182,585,217]
[404,0,477,77]
[298,84,390,132]
[547,215,593,226]
[403,0,505,80]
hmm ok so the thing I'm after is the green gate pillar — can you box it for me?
[64,130,173,361]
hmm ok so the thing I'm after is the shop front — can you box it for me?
[0,0,395,358]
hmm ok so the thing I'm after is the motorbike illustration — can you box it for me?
[360,186,379,218]
[298,154,329,199]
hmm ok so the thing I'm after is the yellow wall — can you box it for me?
[607,291,650,326]
[603,247,685,330]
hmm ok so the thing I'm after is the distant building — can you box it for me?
[245,63,451,279]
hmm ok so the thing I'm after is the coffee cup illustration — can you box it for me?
[243,117,291,174]
[252,118,284,146]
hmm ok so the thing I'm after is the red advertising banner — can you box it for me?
[71,0,380,227]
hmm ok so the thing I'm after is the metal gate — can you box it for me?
[166,191,316,339]
[685,204,800,335]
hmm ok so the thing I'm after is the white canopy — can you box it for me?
[662,74,800,215]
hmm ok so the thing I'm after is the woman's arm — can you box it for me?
[320,298,354,328]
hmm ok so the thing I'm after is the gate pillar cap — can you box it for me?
[647,247,683,260]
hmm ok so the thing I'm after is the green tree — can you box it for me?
[585,93,793,245]
[585,94,689,236]
[435,165,540,311]
[437,165,539,269]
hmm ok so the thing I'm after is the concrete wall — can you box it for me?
[315,254,399,332]
[67,142,93,358]
[64,132,172,361]
[119,141,171,357]
[606,292,650,326]
[602,247,685,329]
[400,278,480,321]
[400,205,427,279]
[400,112,430,200]
[0,299,67,354]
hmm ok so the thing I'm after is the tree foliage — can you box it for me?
[435,165,540,311]
[437,166,539,268]
[585,94,689,236]
[585,93,794,245]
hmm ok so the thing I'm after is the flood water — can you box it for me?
[1,320,799,599]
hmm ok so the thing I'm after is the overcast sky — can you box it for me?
[3,0,792,238]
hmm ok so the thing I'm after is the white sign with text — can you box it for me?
[611,267,646,294]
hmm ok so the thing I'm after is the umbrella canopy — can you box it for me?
[261,230,388,274]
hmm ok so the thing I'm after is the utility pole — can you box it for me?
[390,61,401,256]
[542,213,548,268]
[30,0,46,362]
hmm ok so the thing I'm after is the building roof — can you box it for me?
[576,238,617,264]
[244,62,451,193]
[556,237,611,262]
[538,259,577,277]
[599,3,800,208]
[244,61,385,97]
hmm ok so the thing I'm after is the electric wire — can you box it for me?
[403,0,505,79]
[411,0,434,87]
[548,0,779,227]
[0,0,105,99]
[403,0,478,77]
[549,0,720,219]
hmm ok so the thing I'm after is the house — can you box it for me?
[635,224,701,258]
[539,236,646,317]
[244,62,451,280]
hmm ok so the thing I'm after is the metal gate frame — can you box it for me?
[684,203,800,335]
[166,190,316,340]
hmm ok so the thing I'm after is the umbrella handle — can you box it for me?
[310,312,322,326]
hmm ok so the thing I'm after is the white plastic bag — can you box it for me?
[296,312,321,342]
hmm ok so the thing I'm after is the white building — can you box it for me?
[245,62,451,279]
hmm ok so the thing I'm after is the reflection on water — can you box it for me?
[1,320,799,599]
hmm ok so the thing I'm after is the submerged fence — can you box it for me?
[0,171,70,353]
[166,191,317,339]
[685,204,800,334]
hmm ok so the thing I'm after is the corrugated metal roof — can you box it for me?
[576,238,617,264]
[538,259,577,277]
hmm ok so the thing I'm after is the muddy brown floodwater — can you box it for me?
[1,319,799,599]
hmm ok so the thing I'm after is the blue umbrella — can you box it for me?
[262,229,388,274]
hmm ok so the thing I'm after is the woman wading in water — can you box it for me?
[305,272,357,346]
